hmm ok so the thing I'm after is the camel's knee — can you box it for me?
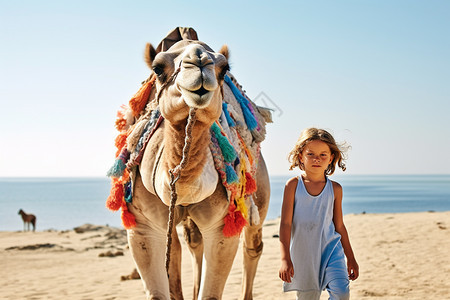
[244,241,263,259]
[146,291,170,300]
[183,218,203,249]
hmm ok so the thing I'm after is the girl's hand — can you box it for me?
[347,258,359,281]
[279,259,294,283]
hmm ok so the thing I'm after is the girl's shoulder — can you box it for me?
[285,176,299,188]
[330,179,343,195]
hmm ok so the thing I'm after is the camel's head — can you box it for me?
[145,40,229,124]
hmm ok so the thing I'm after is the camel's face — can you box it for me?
[147,40,229,123]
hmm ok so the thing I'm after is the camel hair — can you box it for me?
[106,27,272,300]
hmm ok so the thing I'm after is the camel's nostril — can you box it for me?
[193,86,209,96]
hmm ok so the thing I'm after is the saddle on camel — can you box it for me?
[106,27,272,299]
[18,209,36,232]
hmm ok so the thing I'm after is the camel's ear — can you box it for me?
[219,44,229,60]
[144,43,157,69]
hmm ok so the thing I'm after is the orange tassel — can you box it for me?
[121,203,136,229]
[223,204,248,237]
[106,179,124,211]
[120,169,130,182]
[245,172,257,194]
[115,132,128,154]
[129,76,156,117]
[115,118,127,132]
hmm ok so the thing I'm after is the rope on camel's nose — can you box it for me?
[165,107,197,275]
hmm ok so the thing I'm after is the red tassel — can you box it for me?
[234,211,248,233]
[245,172,257,194]
[223,213,238,237]
[222,204,248,237]
[129,77,155,117]
[121,205,136,229]
[106,179,124,211]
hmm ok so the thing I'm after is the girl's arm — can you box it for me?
[332,181,359,281]
[278,177,298,283]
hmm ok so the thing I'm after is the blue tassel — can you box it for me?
[211,123,236,163]
[124,181,132,203]
[225,164,239,184]
[234,156,240,168]
[224,75,258,130]
[107,158,126,178]
[107,148,130,178]
[222,103,236,127]
[240,103,258,130]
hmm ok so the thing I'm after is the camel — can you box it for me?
[18,209,36,232]
[111,28,271,300]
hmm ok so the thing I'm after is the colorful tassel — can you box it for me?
[115,118,127,132]
[106,179,124,211]
[107,148,130,178]
[222,103,236,127]
[236,196,248,219]
[121,204,136,229]
[245,172,257,194]
[223,205,248,237]
[249,197,260,226]
[211,122,236,163]
[115,132,128,154]
[224,75,258,130]
[107,158,126,178]
[129,77,155,117]
[124,180,132,203]
[240,102,258,130]
[225,164,239,184]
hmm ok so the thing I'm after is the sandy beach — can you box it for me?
[1,211,449,299]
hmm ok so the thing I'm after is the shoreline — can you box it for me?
[2,210,448,233]
[1,211,449,299]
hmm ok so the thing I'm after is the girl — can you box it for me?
[279,128,359,300]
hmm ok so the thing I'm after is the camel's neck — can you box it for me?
[163,120,211,183]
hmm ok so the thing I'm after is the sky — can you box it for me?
[1,0,449,177]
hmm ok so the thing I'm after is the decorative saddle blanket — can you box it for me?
[106,72,271,237]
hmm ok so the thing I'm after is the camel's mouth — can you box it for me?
[193,86,209,97]
[179,86,214,108]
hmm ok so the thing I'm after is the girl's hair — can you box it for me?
[288,128,348,175]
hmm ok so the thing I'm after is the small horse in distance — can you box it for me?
[18,209,36,232]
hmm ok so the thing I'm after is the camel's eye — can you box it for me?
[152,65,164,76]
[218,64,230,81]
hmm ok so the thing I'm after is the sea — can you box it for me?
[1,175,449,231]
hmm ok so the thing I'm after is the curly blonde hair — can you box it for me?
[288,128,348,175]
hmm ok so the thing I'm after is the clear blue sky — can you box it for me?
[1,0,449,177]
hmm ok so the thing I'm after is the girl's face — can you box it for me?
[299,140,334,175]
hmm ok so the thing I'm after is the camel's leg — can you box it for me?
[241,225,264,300]
[201,227,239,299]
[241,157,270,300]
[187,183,240,299]
[127,173,184,300]
[169,227,183,300]
[183,218,204,299]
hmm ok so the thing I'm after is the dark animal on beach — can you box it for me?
[18,209,36,232]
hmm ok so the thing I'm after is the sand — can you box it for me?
[1,211,449,299]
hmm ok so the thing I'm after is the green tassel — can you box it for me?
[211,123,236,163]
[107,158,126,178]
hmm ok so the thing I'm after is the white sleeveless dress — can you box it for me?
[283,176,348,293]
